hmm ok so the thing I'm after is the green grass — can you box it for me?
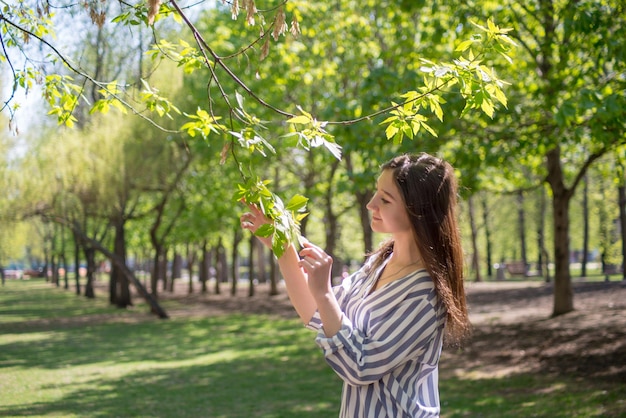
[0,280,339,417]
[440,373,626,418]
[1,279,625,417]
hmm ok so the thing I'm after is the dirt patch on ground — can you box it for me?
[152,279,626,382]
[441,281,626,383]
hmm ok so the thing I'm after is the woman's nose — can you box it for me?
[366,196,376,211]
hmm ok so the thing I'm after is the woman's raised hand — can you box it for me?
[240,204,273,249]
[298,239,333,298]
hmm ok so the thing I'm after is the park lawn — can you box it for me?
[1,279,624,417]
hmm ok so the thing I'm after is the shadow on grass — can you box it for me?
[1,338,340,417]
[0,281,340,417]
[440,373,626,418]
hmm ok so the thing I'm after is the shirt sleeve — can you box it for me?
[313,282,442,386]
[305,273,352,331]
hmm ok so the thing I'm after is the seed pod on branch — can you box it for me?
[148,0,161,25]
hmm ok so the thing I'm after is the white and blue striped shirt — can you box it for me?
[306,256,446,417]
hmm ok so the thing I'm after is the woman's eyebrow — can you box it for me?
[381,188,396,200]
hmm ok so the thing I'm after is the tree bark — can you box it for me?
[517,191,528,276]
[231,228,242,296]
[546,147,574,315]
[468,195,482,282]
[481,195,493,278]
[618,184,626,280]
[112,218,132,308]
[169,252,182,292]
[269,251,279,296]
[151,244,164,297]
[537,185,550,282]
[248,235,255,297]
[581,175,590,278]
[73,235,81,295]
[199,241,209,294]
[84,247,96,299]
[215,240,223,295]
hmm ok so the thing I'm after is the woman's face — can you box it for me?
[366,169,412,235]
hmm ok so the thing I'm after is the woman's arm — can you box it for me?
[298,240,343,337]
[274,243,318,324]
[240,205,317,324]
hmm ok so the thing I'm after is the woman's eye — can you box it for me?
[381,198,390,204]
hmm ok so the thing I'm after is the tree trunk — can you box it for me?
[357,191,374,256]
[84,247,96,299]
[468,195,482,282]
[323,159,344,280]
[581,175,590,278]
[248,235,255,297]
[161,249,168,292]
[537,185,550,282]
[220,246,228,282]
[186,243,196,294]
[200,241,209,294]
[215,239,224,295]
[231,228,242,296]
[618,184,626,280]
[60,228,68,290]
[517,191,529,276]
[269,251,279,296]
[113,218,132,308]
[73,236,81,295]
[256,240,267,283]
[481,195,493,278]
[151,244,163,297]
[51,255,58,286]
[547,147,574,316]
[169,252,182,293]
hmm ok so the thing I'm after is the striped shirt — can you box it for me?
[306,256,446,417]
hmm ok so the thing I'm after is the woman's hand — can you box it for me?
[240,204,273,249]
[298,240,333,299]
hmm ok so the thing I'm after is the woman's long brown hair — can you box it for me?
[367,153,471,346]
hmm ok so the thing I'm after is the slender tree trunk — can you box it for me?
[161,249,168,292]
[468,195,482,282]
[169,252,182,292]
[324,159,344,280]
[151,244,163,297]
[481,195,493,278]
[618,184,626,280]
[537,185,550,282]
[547,147,574,316]
[581,175,590,278]
[200,241,209,294]
[256,240,266,283]
[344,153,374,256]
[248,235,255,297]
[113,219,131,308]
[84,247,96,299]
[215,240,223,295]
[74,236,81,295]
[60,228,68,290]
[187,243,196,294]
[231,228,242,296]
[517,191,528,276]
[269,252,279,296]
[219,246,228,282]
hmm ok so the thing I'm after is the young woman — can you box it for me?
[240,153,470,417]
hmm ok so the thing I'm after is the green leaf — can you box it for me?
[385,123,399,140]
[287,115,311,125]
[455,40,474,52]
[255,224,274,238]
[286,194,308,212]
